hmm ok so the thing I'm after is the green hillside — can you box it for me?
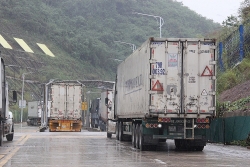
[0,0,220,82]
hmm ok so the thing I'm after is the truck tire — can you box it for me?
[118,122,123,141]
[107,133,112,138]
[6,125,14,141]
[139,124,145,151]
[0,128,2,146]
[115,122,119,140]
[132,124,136,148]
[135,124,140,149]
[174,139,181,150]
[195,146,204,151]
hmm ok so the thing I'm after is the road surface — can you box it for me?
[0,123,249,167]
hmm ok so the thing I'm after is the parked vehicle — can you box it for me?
[98,89,116,134]
[0,56,17,145]
[40,80,83,132]
[109,37,217,151]
[100,89,116,138]
[27,101,42,126]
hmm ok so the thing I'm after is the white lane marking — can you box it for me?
[154,159,166,164]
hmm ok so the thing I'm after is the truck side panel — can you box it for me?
[116,41,150,118]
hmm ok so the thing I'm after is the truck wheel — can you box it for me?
[0,128,2,146]
[118,122,123,141]
[195,146,204,151]
[6,133,13,141]
[115,122,119,140]
[174,139,181,150]
[159,139,166,142]
[6,125,14,141]
[132,124,136,148]
[139,124,145,151]
[135,124,140,149]
[107,133,112,138]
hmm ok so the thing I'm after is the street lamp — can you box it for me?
[114,41,136,52]
[133,12,164,38]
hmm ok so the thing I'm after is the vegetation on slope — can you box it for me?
[0,0,220,81]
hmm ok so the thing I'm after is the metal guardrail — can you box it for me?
[218,21,250,71]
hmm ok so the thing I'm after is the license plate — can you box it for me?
[169,126,176,132]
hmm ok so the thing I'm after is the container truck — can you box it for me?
[27,101,42,126]
[99,89,116,136]
[111,37,216,151]
[0,56,17,145]
[41,80,83,132]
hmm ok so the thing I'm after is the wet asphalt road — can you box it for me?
[0,123,249,167]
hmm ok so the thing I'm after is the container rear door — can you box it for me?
[66,85,82,119]
[51,84,66,118]
[150,39,216,117]
[183,41,216,115]
[150,41,181,114]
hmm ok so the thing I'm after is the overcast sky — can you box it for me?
[176,0,243,24]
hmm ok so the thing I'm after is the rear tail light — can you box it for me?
[145,123,162,128]
[205,118,209,123]
[158,117,171,123]
[197,118,209,123]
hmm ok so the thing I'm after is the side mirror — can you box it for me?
[13,91,17,103]
[105,97,108,105]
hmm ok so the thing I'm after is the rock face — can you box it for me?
[219,80,250,103]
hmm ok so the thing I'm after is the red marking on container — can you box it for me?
[168,110,172,112]
[201,66,213,76]
[201,110,206,112]
[188,110,192,112]
[152,80,164,91]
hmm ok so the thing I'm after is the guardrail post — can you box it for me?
[239,25,244,61]
[219,42,224,71]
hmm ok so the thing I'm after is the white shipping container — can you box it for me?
[99,89,114,123]
[28,101,42,118]
[115,38,216,119]
[50,82,82,119]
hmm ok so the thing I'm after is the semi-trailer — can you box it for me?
[40,80,83,132]
[27,101,42,126]
[108,37,217,151]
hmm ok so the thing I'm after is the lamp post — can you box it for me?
[133,12,164,38]
[114,41,136,52]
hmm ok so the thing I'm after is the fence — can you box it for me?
[218,20,250,71]
[207,112,250,143]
